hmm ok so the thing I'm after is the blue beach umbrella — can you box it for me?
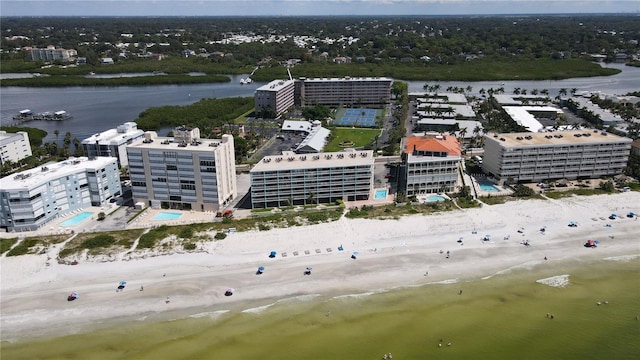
[258,266,265,272]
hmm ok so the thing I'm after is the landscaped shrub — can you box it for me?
[183,242,197,250]
[7,238,39,256]
[0,238,18,255]
[81,234,116,249]
[214,232,227,240]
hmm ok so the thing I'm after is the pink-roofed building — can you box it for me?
[400,134,462,198]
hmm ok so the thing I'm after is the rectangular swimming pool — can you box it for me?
[152,211,183,221]
[478,181,500,192]
[374,189,388,200]
[60,212,94,227]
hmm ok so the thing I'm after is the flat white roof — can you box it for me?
[0,157,117,191]
[82,123,145,145]
[256,79,295,92]
[486,130,632,148]
[503,106,563,132]
[251,150,374,172]
[282,120,313,133]
[126,136,227,151]
[416,93,468,104]
[300,77,392,83]
[416,103,475,118]
[494,94,550,106]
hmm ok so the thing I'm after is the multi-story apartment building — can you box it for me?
[254,79,296,116]
[399,135,462,197]
[0,131,32,165]
[482,130,632,183]
[0,157,121,232]
[82,122,145,168]
[126,127,236,212]
[295,77,392,108]
[28,46,77,62]
[250,150,374,208]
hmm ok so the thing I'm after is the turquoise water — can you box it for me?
[478,181,500,192]
[60,212,93,227]
[426,195,446,202]
[374,189,388,200]
[152,211,183,221]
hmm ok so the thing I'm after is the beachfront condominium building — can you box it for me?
[296,77,392,108]
[482,130,632,183]
[82,122,146,168]
[250,149,374,208]
[28,46,77,62]
[126,127,237,212]
[0,131,32,165]
[254,79,296,116]
[398,135,462,197]
[0,157,121,232]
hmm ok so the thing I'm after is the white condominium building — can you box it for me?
[126,127,237,212]
[254,79,296,116]
[401,135,462,197]
[296,77,392,107]
[0,131,32,165]
[482,130,632,183]
[28,46,77,62]
[82,122,145,167]
[0,157,121,232]
[250,150,374,208]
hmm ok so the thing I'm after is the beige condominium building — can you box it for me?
[254,79,296,116]
[250,149,374,208]
[296,77,392,107]
[0,131,32,165]
[400,134,462,197]
[126,127,236,212]
[482,130,632,183]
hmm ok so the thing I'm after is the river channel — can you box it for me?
[1,63,638,143]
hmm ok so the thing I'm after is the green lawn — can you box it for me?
[324,127,381,152]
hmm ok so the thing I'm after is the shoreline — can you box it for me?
[1,193,639,342]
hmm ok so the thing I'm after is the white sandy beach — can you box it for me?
[1,193,639,341]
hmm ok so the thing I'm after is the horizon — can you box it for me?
[1,1,639,17]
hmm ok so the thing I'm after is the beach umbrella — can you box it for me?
[304,267,312,275]
[117,281,127,290]
[67,291,79,301]
[338,245,344,251]
[306,267,313,271]
[258,266,265,272]
[224,288,234,296]
[269,251,277,258]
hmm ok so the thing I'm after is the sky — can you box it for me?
[1,0,638,17]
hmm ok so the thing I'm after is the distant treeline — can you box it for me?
[1,15,636,85]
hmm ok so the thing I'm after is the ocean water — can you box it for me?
[2,258,639,360]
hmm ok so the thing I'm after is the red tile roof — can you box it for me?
[405,135,461,156]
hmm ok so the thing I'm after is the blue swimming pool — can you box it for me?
[374,189,388,200]
[478,181,500,192]
[426,195,447,202]
[60,212,93,227]
[152,211,183,221]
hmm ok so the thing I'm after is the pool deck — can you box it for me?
[471,177,513,197]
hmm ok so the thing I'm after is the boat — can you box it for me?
[239,78,246,84]
[13,109,71,121]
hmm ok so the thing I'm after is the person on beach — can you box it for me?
[140,285,144,291]
[166,296,170,304]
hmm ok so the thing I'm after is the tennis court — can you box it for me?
[333,108,381,128]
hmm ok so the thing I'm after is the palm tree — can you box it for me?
[513,87,521,95]
[54,129,60,139]
[559,88,568,97]
[571,88,578,96]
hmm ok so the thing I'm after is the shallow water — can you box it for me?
[3,258,639,360]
